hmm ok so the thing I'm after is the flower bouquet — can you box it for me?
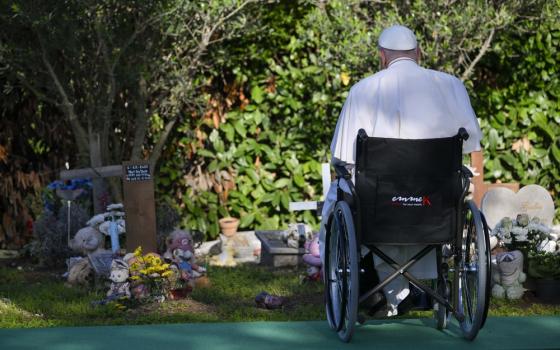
[491,214,559,280]
[128,247,175,303]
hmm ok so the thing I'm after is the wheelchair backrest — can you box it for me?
[355,129,464,245]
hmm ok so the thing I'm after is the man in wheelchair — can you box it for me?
[320,25,490,342]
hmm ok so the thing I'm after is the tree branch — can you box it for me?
[17,75,59,106]
[111,4,182,72]
[208,0,255,39]
[149,118,178,170]
[461,28,495,81]
[36,32,90,158]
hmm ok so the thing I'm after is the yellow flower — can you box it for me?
[133,246,143,257]
[162,271,173,278]
[340,72,350,86]
[130,276,141,281]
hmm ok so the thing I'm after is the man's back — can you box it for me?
[330,58,481,166]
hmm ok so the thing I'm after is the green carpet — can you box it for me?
[1,317,558,350]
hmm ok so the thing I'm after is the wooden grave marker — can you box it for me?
[122,161,157,253]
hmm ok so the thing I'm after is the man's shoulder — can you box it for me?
[423,67,464,86]
[349,71,386,93]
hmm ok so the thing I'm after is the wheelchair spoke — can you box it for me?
[462,273,474,323]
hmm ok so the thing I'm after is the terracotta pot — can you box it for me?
[219,217,240,237]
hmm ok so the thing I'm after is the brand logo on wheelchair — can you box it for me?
[391,196,432,207]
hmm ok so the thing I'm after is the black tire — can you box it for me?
[324,201,359,342]
[479,212,492,329]
[457,200,489,340]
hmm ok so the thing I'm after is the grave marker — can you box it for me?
[122,161,157,253]
[481,184,555,229]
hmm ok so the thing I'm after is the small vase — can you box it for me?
[219,217,240,237]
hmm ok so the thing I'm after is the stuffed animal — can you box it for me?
[302,233,322,281]
[491,250,526,299]
[172,247,206,281]
[67,226,108,286]
[163,229,194,261]
[91,259,131,306]
[106,259,131,299]
[68,226,106,255]
[66,258,93,287]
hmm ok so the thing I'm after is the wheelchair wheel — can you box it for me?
[456,200,489,340]
[324,201,359,342]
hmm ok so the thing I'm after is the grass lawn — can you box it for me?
[1,264,559,328]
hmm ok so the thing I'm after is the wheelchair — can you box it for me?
[324,128,491,342]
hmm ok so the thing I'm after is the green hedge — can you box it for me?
[156,1,560,239]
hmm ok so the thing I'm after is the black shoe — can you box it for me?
[398,284,432,315]
[360,291,387,317]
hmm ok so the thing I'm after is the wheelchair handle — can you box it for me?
[358,128,368,141]
[335,165,352,180]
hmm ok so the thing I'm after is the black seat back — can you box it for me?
[355,129,463,245]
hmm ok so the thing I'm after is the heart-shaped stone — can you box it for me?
[481,184,555,229]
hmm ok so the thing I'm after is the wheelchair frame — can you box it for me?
[324,128,491,342]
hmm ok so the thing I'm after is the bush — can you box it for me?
[29,203,90,268]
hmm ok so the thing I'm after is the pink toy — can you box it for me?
[303,233,322,281]
[303,233,321,267]
[163,229,195,260]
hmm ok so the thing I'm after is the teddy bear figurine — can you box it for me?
[66,226,110,286]
[491,250,526,300]
[68,226,107,256]
[302,233,322,281]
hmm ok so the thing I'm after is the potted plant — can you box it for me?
[528,248,560,303]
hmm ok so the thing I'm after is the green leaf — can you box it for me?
[234,120,247,137]
[251,85,264,104]
[551,142,560,164]
[221,123,235,142]
[239,213,255,228]
[274,178,291,189]
[294,174,305,187]
[196,149,215,158]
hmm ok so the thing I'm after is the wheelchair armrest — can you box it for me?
[334,165,352,180]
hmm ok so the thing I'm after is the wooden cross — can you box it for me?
[60,162,157,253]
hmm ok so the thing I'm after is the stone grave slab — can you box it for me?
[481,184,555,229]
[256,230,305,267]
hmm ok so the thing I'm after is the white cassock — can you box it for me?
[320,57,482,315]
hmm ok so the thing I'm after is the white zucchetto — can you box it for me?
[378,25,417,50]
